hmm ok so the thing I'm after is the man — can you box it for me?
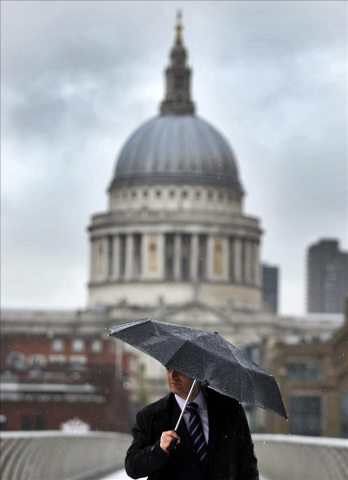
[125,368,259,480]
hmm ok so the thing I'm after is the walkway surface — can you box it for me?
[101,471,143,480]
[101,469,267,480]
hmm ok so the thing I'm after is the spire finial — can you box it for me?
[160,11,195,115]
[175,9,183,45]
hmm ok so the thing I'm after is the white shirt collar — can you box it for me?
[175,389,207,412]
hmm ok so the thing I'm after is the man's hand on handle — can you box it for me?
[160,430,181,453]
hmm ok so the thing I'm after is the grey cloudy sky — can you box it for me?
[2,0,347,315]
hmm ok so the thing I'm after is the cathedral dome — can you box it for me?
[89,14,262,314]
[109,13,243,195]
[110,114,243,192]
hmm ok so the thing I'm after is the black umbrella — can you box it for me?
[109,318,287,419]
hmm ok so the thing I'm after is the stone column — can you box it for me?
[133,233,143,279]
[90,239,97,282]
[157,233,165,280]
[248,241,254,284]
[206,235,214,280]
[190,234,198,281]
[228,237,234,282]
[253,241,261,286]
[234,237,242,283]
[96,237,109,281]
[112,235,120,280]
[125,234,134,280]
[248,240,255,284]
[221,237,229,280]
[174,234,182,280]
[244,240,251,284]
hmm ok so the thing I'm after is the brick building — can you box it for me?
[0,310,138,432]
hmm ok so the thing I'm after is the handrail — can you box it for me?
[1,432,347,480]
[0,431,132,480]
[253,434,348,480]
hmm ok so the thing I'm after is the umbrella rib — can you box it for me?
[165,339,190,367]
[168,337,259,405]
[165,331,210,367]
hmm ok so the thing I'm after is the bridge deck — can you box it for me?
[100,469,269,480]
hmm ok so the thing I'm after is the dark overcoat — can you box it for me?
[125,388,259,480]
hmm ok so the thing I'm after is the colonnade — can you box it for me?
[90,232,260,286]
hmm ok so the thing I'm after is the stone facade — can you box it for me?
[88,18,262,312]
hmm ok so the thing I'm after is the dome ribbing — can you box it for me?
[109,115,243,192]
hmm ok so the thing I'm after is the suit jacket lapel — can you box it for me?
[205,393,218,472]
[207,395,217,448]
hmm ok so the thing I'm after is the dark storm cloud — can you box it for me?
[2,0,347,313]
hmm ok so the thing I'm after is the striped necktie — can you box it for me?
[186,402,208,463]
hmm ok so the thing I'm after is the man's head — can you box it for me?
[166,368,200,399]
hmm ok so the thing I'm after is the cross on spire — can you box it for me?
[175,10,183,45]
[160,12,195,115]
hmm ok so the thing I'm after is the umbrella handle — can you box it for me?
[167,437,178,452]
[173,379,198,431]
[167,379,198,452]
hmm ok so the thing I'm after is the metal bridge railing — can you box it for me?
[1,431,347,480]
[0,431,131,480]
[253,434,348,480]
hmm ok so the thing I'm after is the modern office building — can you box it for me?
[307,239,348,313]
[261,264,279,313]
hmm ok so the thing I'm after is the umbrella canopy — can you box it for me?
[109,318,287,419]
